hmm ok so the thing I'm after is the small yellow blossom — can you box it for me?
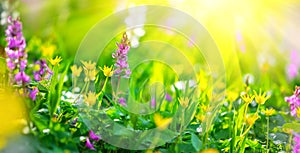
[178,97,189,108]
[254,89,270,105]
[49,56,62,66]
[100,65,114,77]
[240,93,254,104]
[200,148,219,153]
[81,60,96,70]
[245,114,259,126]
[84,91,98,106]
[154,113,172,130]
[195,114,205,122]
[41,44,56,57]
[33,64,41,71]
[70,65,82,77]
[264,108,276,116]
[227,91,239,102]
[297,108,300,118]
[201,104,207,112]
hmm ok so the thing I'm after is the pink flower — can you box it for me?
[89,130,100,141]
[85,137,96,151]
[29,87,38,101]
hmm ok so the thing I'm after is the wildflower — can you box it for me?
[14,71,30,84]
[151,97,156,108]
[264,108,276,116]
[112,33,131,78]
[227,91,239,102]
[85,137,96,151]
[5,16,30,85]
[99,65,113,77]
[245,114,259,126]
[240,93,255,104]
[87,68,98,81]
[41,44,56,57]
[165,93,172,102]
[33,59,52,81]
[118,97,126,106]
[48,56,62,66]
[285,86,300,117]
[287,50,300,80]
[29,87,38,101]
[84,91,97,106]
[89,130,101,141]
[200,148,219,153]
[178,97,189,108]
[294,134,300,153]
[154,113,172,130]
[81,60,96,70]
[70,65,82,77]
[201,104,208,112]
[297,108,300,119]
[195,114,205,122]
[254,89,270,105]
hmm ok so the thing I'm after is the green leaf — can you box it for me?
[191,133,202,152]
[282,123,300,133]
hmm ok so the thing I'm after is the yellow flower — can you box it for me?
[254,89,270,105]
[70,65,82,77]
[264,108,276,116]
[84,91,98,106]
[81,60,96,70]
[297,108,300,118]
[154,113,172,130]
[99,65,114,77]
[240,93,254,104]
[245,114,259,126]
[0,90,26,149]
[33,64,41,71]
[200,148,219,153]
[178,97,189,108]
[201,104,207,112]
[48,56,62,66]
[195,114,205,122]
[227,91,239,102]
[41,44,56,57]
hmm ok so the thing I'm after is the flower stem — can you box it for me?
[266,116,269,153]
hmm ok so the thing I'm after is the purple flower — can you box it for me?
[15,71,30,84]
[118,97,126,106]
[33,59,52,81]
[85,137,96,151]
[165,93,172,102]
[285,87,300,117]
[287,50,300,79]
[5,16,30,85]
[112,33,131,78]
[151,98,156,108]
[89,130,100,141]
[29,87,38,101]
[294,134,300,153]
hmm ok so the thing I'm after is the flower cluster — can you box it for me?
[33,59,52,81]
[112,33,131,78]
[285,86,300,118]
[5,16,30,85]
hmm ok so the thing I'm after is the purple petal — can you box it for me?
[85,137,96,151]
[89,130,100,141]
